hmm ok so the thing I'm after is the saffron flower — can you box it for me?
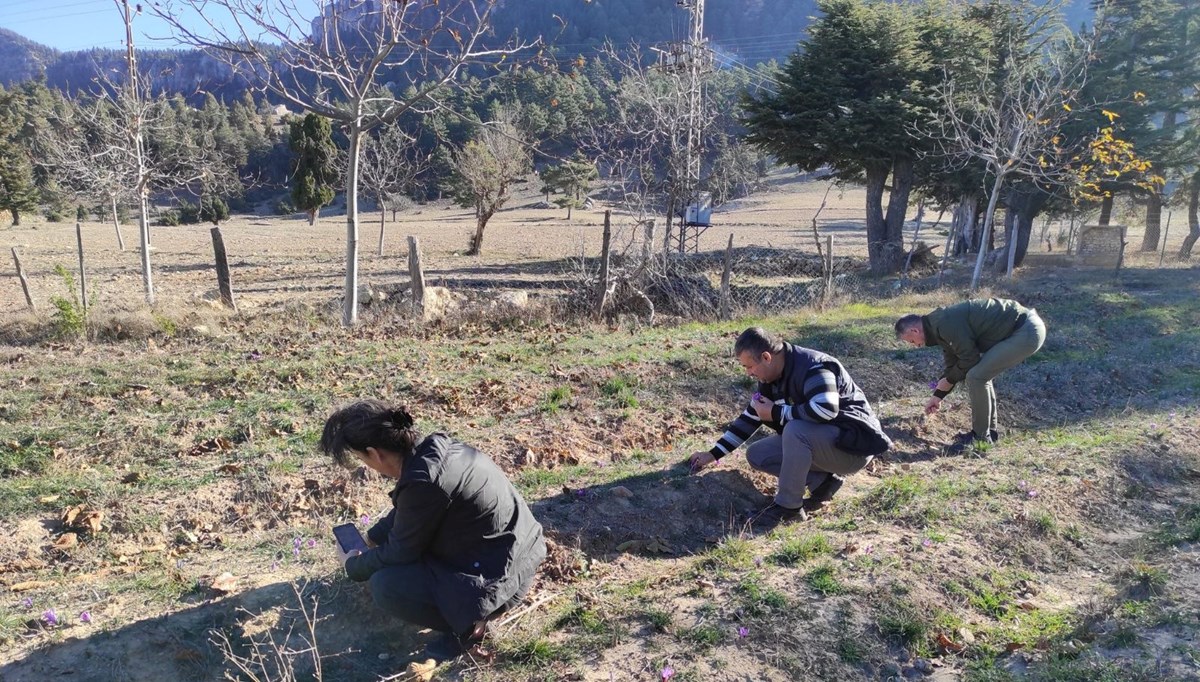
[306,538,317,549]
[360,514,370,526]
[921,538,933,548]
[79,611,92,623]
[661,666,675,680]
[43,609,58,626]
[1027,490,1039,498]
[928,381,938,389]
[20,597,32,610]
[738,626,749,638]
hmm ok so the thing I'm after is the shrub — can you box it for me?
[50,265,86,338]
[156,210,181,227]
[274,199,296,216]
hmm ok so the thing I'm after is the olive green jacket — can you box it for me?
[922,298,1033,385]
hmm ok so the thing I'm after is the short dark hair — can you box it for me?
[734,327,784,358]
[319,399,422,469]
[894,314,922,338]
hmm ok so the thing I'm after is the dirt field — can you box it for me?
[2,176,1198,682]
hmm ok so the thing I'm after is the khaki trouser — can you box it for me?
[964,311,1047,438]
[746,420,871,509]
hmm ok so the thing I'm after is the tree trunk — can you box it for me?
[1180,173,1200,259]
[1141,192,1163,252]
[137,188,154,304]
[1098,195,1114,226]
[111,195,126,251]
[377,192,387,256]
[10,208,20,226]
[342,122,362,327]
[469,209,494,256]
[864,164,889,275]
[950,194,978,257]
[971,171,1008,291]
[880,157,914,274]
[308,210,317,226]
[1009,190,1047,270]
[567,204,573,220]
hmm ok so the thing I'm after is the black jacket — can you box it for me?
[346,433,546,633]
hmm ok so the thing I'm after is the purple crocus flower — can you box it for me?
[248,350,263,361]
[928,381,938,389]
[20,597,32,610]
[42,609,58,626]
[921,538,933,548]
[738,626,749,638]
[661,666,675,680]
[360,514,371,526]
[576,488,588,498]
[306,538,317,549]
[79,611,92,623]
[1027,490,1039,498]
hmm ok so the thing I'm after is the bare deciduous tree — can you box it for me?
[926,32,1088,289]
[354,124,429,256]
[153,0,535,325]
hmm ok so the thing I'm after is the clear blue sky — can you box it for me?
[2,0,200,52]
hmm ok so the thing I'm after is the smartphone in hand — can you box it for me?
[332,523,368,554]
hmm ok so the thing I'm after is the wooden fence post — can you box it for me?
[407,235,425,317]
[75,222,88,315]
[594,210,612,320]
[210,227,236,310]
[642,219,656,264]
[719,233,734,320]
[823,235,834,304]
[11,247,35,311]
[1160,212,1173,267]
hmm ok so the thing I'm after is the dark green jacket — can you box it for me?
[922,298,1033,385]
[346,433,545,633]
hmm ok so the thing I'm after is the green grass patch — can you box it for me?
[769,532,832,566]
[805,563,848,596]
[540,385,573,413]
[877,597,929,648]
[736,575,789,615]
[600,376,640,408]
[697,537,755,574]
[680,623,723,649]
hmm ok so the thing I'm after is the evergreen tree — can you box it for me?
[288,113,338,226]
[540,152,597,219]
[742,0,968,274]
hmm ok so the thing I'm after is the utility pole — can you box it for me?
[654,1,712,253]
[119,0,155,304]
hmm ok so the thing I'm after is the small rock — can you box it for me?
[958,627,976,645]
[611,486,634,499]
[914,658,934,674]
[897,648,913,663]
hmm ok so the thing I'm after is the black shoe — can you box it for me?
[803,475,845,513]
[423,632,467,663]
[989,429,1002,443]
[945,431,994,455]
[422,619,490,663]
[747,503,806,532]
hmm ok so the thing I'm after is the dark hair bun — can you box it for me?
[388,408,414,430]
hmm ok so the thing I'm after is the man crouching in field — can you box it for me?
[689,327,892,531]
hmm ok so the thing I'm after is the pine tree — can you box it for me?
[288,113,338,226]
[540,152,597,219]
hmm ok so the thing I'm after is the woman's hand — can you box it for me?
[924,395,942,415]
[336,544,363,568]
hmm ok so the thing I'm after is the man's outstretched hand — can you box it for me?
[688,451,715,473]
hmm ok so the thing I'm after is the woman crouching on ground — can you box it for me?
[319,399,546,660]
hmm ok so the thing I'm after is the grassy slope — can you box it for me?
[0,265,1198,681]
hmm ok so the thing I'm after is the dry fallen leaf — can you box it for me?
[210,572,238,594]
[407,658,438,682]
[936,632,965,653]
[37,495,60,504]
[52,533,79,549]
[10,580,55,592]
[615,540,642,552]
